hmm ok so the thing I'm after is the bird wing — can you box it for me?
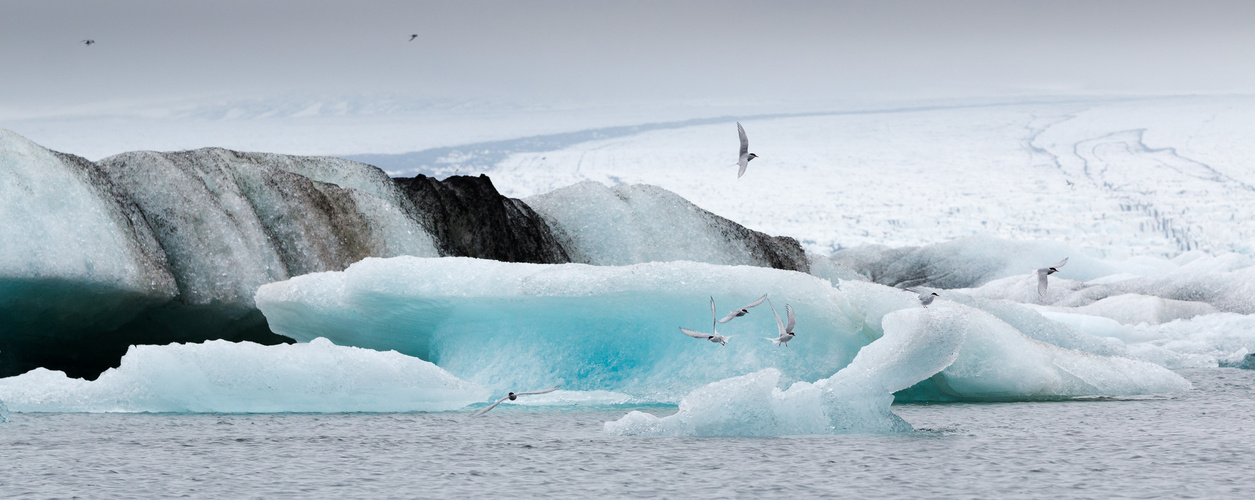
[515,386,560,396]
[742,294,768,309]
[904,288,928,300]
[1037,270,1049,297]
[1053,257,1069,269]
[716,312,739,324]
[680,327,712,339]
[769,300,786,338]
[470,395,511,417]
[785,304,796,333]
[737,122,749,157]
[737,158,748,178]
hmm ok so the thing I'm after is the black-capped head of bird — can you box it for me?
[1047,267,1060,275]
[747,153,758,161]
[507,392,517,400]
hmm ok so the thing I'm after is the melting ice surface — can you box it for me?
[256,257,1189,411]
[0,338,488,413]
[605,308,967,436]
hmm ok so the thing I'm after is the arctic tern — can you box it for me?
[470,386,560,417]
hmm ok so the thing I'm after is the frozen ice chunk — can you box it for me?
[0,397,8,423]
[605,308,968,436]
[903,305,1191,401]
[259,257,1192,404]
[525,181,806,270]
[1062,294,1217,325]
[257,257,863,400]
[0,338,488,413]
[823,236,1172,289]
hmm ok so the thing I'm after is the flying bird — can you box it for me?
[1037,257,1069,298]
[470,386,560,417]
[409,34,418,41]
[905,288,939,308]
[81,40,95,46]
[765,300,797,347]
[717,293,768,323]
[680,297,733,345]
[735,122,758,178]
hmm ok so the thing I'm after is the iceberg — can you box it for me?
[526,181,807,271]
[257,257,863,400]
[0,397,7,423]
[0,338,488,413]
[257,256,1190,403]
[604,308,968,436]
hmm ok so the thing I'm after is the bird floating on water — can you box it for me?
[765,300,797,347]
[470,386,560,417]
[735,122,758,178]
[717,293,767,323]
[905,288,939,308]
[680,297,733,345]
[1037,257,1069,298]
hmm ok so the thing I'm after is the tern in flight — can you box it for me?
[717,293,768,323]
[82,40,95,46]
[409,34,418,41]
[680,297,733,345]
[765,300,797,347]
[905,288,939,308]
[735,122,758,178]
[470,386,560,417]
[1037,258,1069,298]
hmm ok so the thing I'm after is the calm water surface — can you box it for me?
[2,369,1252,499]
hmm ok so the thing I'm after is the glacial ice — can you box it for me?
[526,181,807,271]
[604,308,967,436]
[0,397,8,423]
[257,257,1190,403]
[257,257,862,399]
[0,338,488,413]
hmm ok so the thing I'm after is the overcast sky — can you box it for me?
[3,0,1254,118]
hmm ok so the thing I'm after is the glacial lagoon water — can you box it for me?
[2,368,1250,499]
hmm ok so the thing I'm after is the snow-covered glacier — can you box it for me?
[0,338,488,413]
[256,257,1188,404]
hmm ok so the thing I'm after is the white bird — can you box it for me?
[470,386,560,417]
[717,293,768,323]
[735,122,758,178]
[905,288,939,308]
[681,297,733,345]
[1037,257,1069,298]
[765,300,797,347]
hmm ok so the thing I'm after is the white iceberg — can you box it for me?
[0,338,488,413]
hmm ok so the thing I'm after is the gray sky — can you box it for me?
[3,0,1254,118]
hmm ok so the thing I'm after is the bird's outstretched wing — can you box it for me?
[1052,257,1069,269]
[470,395,511,417]
[737,160,748,178]
[1037,270,1050,298]
[743,294,767,309]
[680,327,712,339]
[514,386,560,396]
[785,304,796,333]
[904,288,925,300]
[769,300,786,337]
[737,122,749,157]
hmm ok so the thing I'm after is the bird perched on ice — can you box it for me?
[681,297,733,345]
[470,386,560,417]
[765,300,797,347]
[717,293,768,323]
[1037,257,1069,298]
[905,288,939,308]
[734,122,758,178]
